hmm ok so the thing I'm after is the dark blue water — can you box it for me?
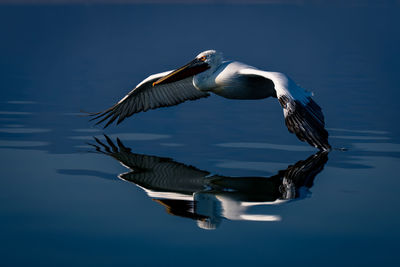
[1,3,400,266]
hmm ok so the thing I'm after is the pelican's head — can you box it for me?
[195,50,223,68]
[152,50,223,87]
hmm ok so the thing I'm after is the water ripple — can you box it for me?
[216,142,314,152]
[73,128,102,133]
[353,143,400,153]
[0,111,32,115]
[328,128,388,135]
[70,133,170,141]
[160,143,184,147]
[0,128,51,133]
[6,101,37,104]
[331,135,390,140]
[0,140,49,147]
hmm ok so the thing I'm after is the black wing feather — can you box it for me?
[279,95,330,150]
[90,73,210,128]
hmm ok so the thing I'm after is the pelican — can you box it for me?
[90,50,330,150]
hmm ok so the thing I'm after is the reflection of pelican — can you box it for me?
[90,136,329,230]
[90,50,330,150]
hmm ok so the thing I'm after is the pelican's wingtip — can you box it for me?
[318,143,332,152]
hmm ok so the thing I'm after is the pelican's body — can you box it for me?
[91,50,330,150]
[196,61,277,100]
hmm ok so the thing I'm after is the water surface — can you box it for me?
[0,2,399,266]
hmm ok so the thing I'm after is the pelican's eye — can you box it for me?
[199,56,207,62]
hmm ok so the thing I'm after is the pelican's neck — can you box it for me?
[193,60,224,91]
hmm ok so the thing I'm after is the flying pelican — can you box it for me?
[90,50,330,150]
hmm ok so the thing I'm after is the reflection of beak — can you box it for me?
[152,59,210,86]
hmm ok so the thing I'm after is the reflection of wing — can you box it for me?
[90,71,210,128]
[90,135,210,194]
[208,151,328,201]
[240,69,330,151]
[277,151,328,199]
[283,151,328,189]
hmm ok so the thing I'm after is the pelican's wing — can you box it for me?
[90,71,210,128]
[89,135,210,194]
[240,69,330,150]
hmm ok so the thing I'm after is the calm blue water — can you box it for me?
[1,3,400,266]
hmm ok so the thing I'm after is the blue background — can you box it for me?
[0,2,399,266]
